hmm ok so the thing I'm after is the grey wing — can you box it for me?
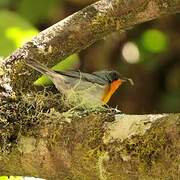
[26,59,68,92]
[26,59,107,93]
[26,59,57,78]
[55,70,107,85]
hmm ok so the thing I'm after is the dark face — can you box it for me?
[107,71,134,85]
[92,70,121,84]
[108,71,121,82]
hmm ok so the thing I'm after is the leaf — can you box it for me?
[17,0,60,24]
[0,177,23,180]
[0,10,38,57]
[34,54,80,86]
[141,29,168,53]
[0,176,8,180]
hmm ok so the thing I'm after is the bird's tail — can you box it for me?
[26,59,56,78]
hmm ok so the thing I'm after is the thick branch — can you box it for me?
[1,0,180,93]
[4,0,180,65]
[0,1,180,179]
[0,113,179,179]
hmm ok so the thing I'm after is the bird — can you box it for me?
[26,59,132,107]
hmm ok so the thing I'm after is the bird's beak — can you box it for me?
[121,77,134,85]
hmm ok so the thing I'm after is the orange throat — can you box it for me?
[102,79,122,104]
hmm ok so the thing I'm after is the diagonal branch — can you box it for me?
[1,0,179,93]
[0,1,180,178]
[4,0,180,66]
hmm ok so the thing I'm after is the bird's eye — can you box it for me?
[114,73,119,80]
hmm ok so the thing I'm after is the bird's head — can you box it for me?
[93,70,134,85]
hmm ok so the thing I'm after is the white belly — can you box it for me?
[65,82,106,109]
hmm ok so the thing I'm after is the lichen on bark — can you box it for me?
[0,0,180,179]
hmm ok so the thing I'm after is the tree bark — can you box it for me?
[1,0,180,93]
[0,112,179,179]
[0,0,180,179]
[4,0,180,66]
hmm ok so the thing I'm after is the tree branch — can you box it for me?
[1,0,180,94]
[4,0,180,66]
[0,1,180,179]
[1,0,179,94]
[0,112,179,179]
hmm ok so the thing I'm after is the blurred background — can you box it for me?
[0,0,180,114]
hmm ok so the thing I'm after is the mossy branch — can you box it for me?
[0,0,180,179]
[4,0,180,65]
[1,0,180,93]
[0,104,179,179]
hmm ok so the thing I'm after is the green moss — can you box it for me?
[0,94,179,179]
[0,89,68,154]
[103,116,180,179]
[1,75,179,179]
[58,113,114,179]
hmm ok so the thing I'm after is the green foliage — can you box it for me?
[141,29,168,53]
[0,177,23,180]
[34,54,80,86]
[0,177,7,180]
[0,10,38,57]
[159,91,180,112]
[17,0,60,24]
[0,0,11,7]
